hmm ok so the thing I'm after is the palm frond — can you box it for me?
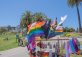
[67,0,81,7]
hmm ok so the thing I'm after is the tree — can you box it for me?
[63,27,75,32]
[34,12,47,21]
[70,27,75,32]
[67,0,82,33]
[20,11,33,28]
[7,25,11,31]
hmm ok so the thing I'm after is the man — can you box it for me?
[16,34,20,46]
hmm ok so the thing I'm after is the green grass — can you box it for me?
[61,32,80,37]
[0,32,18,51]
[70,54,82,57]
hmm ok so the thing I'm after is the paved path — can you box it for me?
[0,47,29,57]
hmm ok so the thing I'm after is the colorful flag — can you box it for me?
[65,41,70,57]
[27,20,46,50]
[69,39,75,53]
[58,15,67,26]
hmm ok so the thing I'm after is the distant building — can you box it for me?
[0,26,16,32]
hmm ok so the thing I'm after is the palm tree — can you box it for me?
[20,11,33,28]
[22,11,32,24]
[67,0,82,33]
[33,12,47,21]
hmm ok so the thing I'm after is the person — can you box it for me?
[16,34,19,42]
[20,39,23,46]
[16,34,21,46]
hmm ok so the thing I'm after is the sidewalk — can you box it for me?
[0,47,29,57]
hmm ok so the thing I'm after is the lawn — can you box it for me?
[0,32,18,51]
[70,54,82,57]
[61,32,80,37]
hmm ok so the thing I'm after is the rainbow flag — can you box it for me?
[27,20,46,42]
[27,21,46,51]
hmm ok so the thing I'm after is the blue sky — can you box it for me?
[0,0,82,29]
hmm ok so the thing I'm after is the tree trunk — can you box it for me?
[76,4,82,33]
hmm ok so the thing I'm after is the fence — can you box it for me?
[35,37,69,57]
